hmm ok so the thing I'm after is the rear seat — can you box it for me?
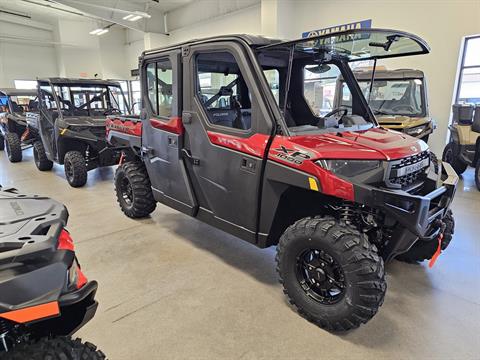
[207,108,251,130]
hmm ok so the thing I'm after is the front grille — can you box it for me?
[386,151,430,188]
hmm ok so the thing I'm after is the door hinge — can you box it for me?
[181,46,190,57]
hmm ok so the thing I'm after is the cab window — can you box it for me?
[196,51,252,131]
[146,59,173,118]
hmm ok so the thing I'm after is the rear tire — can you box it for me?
[276,216,386,332]
[64,151,87,188]
[4,133,22,162]
[0,133,4,150]
[442,142,467,175]
[3,336,106,360]
[33,141,53,171]
[114,161,156,218]
[396,210,454,263]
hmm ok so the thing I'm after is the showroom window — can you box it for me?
[455,35,480,104]
[14,80,37,90]
[146,59,173,118]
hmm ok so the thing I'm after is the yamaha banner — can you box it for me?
[302,19,372,38]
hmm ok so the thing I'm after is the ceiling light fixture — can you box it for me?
[89,24,112,36]
[122,11,150,22]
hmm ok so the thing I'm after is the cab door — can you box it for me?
[181,42,273,243]
[140,50,196,215]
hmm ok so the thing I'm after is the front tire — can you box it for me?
[276,216,386,332]
[114,161,156,218]
[64,151,87,188]
[442,142,467,175]
[396,210,454,263]
[4,133,22,162]
[3,336,106,360]
[33,141,53,171]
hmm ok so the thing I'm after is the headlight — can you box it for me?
[405,125,426,136]
[316,159,381,177]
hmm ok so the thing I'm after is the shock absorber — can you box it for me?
[0,319,10,352]
[340,202,356,224]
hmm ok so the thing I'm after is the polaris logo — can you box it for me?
[393,158,429,177]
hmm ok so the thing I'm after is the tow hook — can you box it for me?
[428,220,447,268]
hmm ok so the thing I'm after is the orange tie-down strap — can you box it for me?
[0,301,60,323]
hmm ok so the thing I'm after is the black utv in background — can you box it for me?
[0,186,104,359]
[26,78,129,187]
[0,89,39,163]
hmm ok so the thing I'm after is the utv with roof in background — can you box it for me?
[107,29,458,332]
[334,68,435,142]
[27,78,129,187]
[0,89,39,163]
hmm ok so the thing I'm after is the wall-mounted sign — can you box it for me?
[302,19,372,38]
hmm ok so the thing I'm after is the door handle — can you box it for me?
[182,148,200,165]
[241,157,256,173]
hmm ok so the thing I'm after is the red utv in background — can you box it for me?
[106,29,457,331]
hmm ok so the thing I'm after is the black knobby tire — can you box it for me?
[396,210,454,263]
[442,142,467,175]
[0,133,4,150]
[114,161,156,218]
[475,162,480,191]
[4,132,22,162]
[3,336,106,360]
[33,141,53,171]
[64,151,88,188]
[276,216,386,332]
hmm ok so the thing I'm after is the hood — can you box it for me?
[377,115,430,127]
[282,127,428,161]
[63,116,107,127]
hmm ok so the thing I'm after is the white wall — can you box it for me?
[0,14,58,87]
[285,0,480,154]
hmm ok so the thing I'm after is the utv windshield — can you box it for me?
[256,29,430,135]
[341,77,426,117]
[39,83,129,117]
[8,95,39,114]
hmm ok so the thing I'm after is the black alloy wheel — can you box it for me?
[295,248,346,305]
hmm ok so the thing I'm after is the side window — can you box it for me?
[146,59,173,119]
[40,86,57,110]
[196,52,252,130]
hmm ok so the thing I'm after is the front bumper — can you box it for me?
[354,162,458,260]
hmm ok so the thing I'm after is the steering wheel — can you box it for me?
[103,108,122,116]
[391,104,416,113]
[324,107,348,119]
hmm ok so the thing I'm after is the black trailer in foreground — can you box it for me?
[0,186,104,359]
[27,78,129,187]
[0,89,39,163]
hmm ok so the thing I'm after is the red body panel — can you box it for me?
[106,118,142,137]
[207,131,269,158]
[150,116,184,135]
[285,127,427,161]
[205,127,425,201]
[0,301,60,324]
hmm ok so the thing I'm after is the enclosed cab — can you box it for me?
[107,29,458,332]
[27,78,130,187]
[334,68,434,141]
[0,89,39,162]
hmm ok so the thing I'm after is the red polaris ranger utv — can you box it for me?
[107,29,458,331]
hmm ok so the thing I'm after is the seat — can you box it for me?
[208,109,238,128]
[472,105,480,133]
